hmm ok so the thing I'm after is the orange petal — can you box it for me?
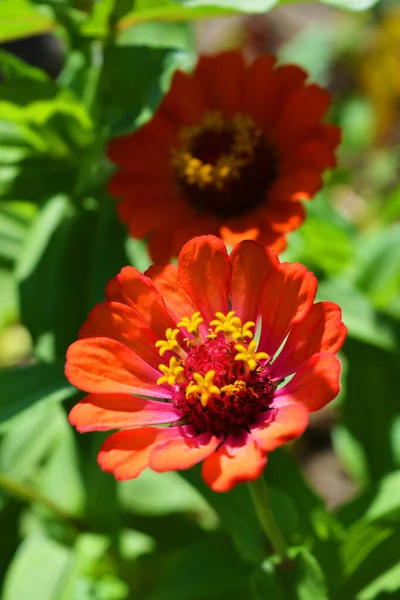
[65,338,170,398]
[274,353,341,412]
[159,69,207,126]
[271,301,347,379]
[145,264,199,325]
[105,267,176,340]
[98,427,158,480]
[268,169,323,202]
[194,51,246,117]
[274,84,331,152]
[202,438,266,492]
[178,235,231,323]
[242,55,278,129]
[251,404,309,452]
[149,430,220,471]
[80,302,160,369]
[261,200,305,234]
[116,191,183,240]
[230,240,278,325]
[258,262,317,358]
[69,394,182,432]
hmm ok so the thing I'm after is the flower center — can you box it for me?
[171,112,278,219]
[156,311,276,437]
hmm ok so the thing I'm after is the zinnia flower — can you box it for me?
[107,51,340,262]
[66,236,346,492]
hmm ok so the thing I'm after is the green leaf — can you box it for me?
[181,465,266,564]
[144,534,252,600]
[252,547,329,600]
[339,335,400,482]
[17,193,129,358]
[317,279,397,351]
[0,0,53,43]
[0,362,73,428]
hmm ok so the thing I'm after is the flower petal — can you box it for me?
[230,240,278,324]
[149,429,220,471]
[261,200,305,234]
[65,338,171,398]
[98,427,158,480]
[69,393,182,432]
[243,54,278,129]
[178,235,231,323]
[258,262,317,358]
[251,404,309,452]
[80,302,161,369]
[159,69,207,126]
[270,301,347,379]
[145,263,202,328]
[274,84,331,151]
[194,51,246,117]
[105,267,176,339]
[202,437,266,492]
[274,353,341,412]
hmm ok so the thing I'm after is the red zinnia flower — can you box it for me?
[66,236,346,492]
[108,51,340,262]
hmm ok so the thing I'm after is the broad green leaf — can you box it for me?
[252,547,329,600]
[144,534,252,600]
[119,470,213,519]
[339,335,400,483]
[338,519,400,600]
[350,225,400,320]
[317,279,397,351]
[2,533,127,600]
[0,0,53,43]
[17,193,129,358]
[181,465,266,564]
[0,362,73,428]
[337,471,400,528]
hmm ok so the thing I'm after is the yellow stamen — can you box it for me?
[177,311,204,339]
[186,370,221,407]
[206,328,217,340]
[234,340,269,371]
[157,357,184,386]
[210,310,242,337]
[155,328,183,357]
[172,111,261,191]
[232,320,255,342]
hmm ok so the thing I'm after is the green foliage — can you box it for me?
[0,1,399,599]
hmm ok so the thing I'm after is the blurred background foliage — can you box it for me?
[1,0,400,598]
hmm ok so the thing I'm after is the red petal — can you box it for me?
[202,437,266,492]
[105,267,176,340]
[251,404,309,452]
[268,169,322,202]
[274,64,308,109]
[274,85,331,151]
[281,141,337,173]
[261,200,305,234]
[258,262,317,358]
[69,394,181,432]
[230,240,278,325]
[98,427,158,480]
[159,69,206,126]
[274,353,341,412]
[243,55,278,129]
[194,51,246,117]
[178,235,231,323]
[146,264,200,325]
[149,429,220,471]
[80,302,160,369]
[65,338,170,398]
[271,301,347,379]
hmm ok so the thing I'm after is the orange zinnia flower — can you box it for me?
[65,236,346,492]
[107,51,340,261]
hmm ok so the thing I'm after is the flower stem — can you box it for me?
[249,476,288,561]
[0,471,86,531]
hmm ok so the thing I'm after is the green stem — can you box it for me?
[0,471,86,531]
[249,476,288,561]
